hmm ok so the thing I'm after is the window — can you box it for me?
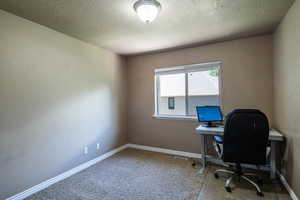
[168,97,175,110]
[154,62,221,119]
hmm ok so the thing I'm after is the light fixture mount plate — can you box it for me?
[133,0,161,12]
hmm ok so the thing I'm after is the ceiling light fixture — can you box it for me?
[133,0,161,23]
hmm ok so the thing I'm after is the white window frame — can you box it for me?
[153,61,222,120]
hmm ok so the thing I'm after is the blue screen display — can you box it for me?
[196,106,223,122]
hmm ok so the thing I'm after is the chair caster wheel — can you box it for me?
[225,186,232,193]
[214,173,219,179]
[257,191,264,197]
[257,179,263,185]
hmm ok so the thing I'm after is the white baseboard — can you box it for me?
[128,143,298,200]
[127,144,268,170]
[6,144,128,200]
[6,143,298,200]
[277,171,299,200]
[127,143,202,159]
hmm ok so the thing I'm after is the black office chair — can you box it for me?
[214,109,269,196]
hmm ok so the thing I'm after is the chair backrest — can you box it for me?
[223,109,269,165]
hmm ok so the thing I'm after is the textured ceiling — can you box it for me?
[0,0,294,55]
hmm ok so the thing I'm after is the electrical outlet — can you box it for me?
[84,146,88,154]
[96,143,100,150]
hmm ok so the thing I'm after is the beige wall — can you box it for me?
[127,35,273,154]
[273,0,300,197]
[0,10,127,199]
[4,3,298,198]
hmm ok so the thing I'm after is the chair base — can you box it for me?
[214,168,264,197]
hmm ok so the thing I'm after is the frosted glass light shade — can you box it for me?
[134,0,161,23]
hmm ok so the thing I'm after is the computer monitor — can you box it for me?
[196,106,223,127]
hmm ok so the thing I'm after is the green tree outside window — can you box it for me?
[209,69,219,77]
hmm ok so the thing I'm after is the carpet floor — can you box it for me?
[26,148,291,200]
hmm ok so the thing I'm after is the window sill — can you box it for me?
[152,114,198,121]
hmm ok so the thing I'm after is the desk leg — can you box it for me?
[198,134,207,174]
[270,141,277,180]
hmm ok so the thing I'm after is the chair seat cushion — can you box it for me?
[214,136,223,144]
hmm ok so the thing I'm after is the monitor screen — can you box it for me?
[196,106,223,122]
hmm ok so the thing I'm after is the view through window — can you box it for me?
[155,62,220,117]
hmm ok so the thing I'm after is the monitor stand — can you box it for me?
[201,121,218,127]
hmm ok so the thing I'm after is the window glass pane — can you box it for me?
[188,69,220,115]
[158,73,186,115]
